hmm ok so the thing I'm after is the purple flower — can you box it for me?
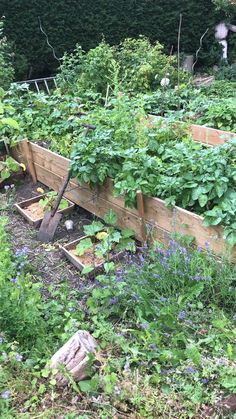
[114,386,121,396]
[4,185,10,191]
[0,336,3,344]
[178,311,187,320]
[15,246,29,257]
[233,314,236,321]
[11,278,18,283]
[140,322,149,330]
[124,360,130,372]
[205,241,210,250]
[197,245,202,252]
[1,389,11,399]
[138,254,145,264]
[150,343,158,350]
[186,367,197,374]
[201,378,209,384]
[15,354,23,362]
[109,297,119,306]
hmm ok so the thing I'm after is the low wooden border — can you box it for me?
[15,194,75,227]
[149,115,236,146]
[11,139,235,260]
[61,236,124,273]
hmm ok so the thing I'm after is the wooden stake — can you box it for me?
[21,140,37,183]
[136,190,147,244]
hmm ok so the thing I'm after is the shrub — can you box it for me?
[0,19,14,90]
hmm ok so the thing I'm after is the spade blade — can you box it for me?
[37,211,62,243]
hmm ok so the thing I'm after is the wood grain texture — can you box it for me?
[11,141,236,259]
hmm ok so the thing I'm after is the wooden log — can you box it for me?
[49,330,97,386]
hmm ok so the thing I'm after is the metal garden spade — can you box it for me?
[37,170,72,243]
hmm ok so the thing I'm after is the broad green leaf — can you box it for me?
[198,194,208,208]
[75,238,93,256]
[1,117,19,129]
[104,209,117,225]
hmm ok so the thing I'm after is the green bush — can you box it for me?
[58,37,189,96]
[0,19,14,89]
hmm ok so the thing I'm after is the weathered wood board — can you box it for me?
[149,115,236,146]
[11,140,235,259]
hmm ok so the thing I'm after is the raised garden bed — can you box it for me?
[15,193,75,227]
[11,135,236,260]
[61,235,123,273]
[0,155,25,188]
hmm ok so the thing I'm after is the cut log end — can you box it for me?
[49,330,97,386]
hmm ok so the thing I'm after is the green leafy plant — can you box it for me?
[0,156,20,180]
[75,210,136,273]
[39,191,69,212]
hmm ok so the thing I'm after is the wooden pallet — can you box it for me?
[11,138,235,260]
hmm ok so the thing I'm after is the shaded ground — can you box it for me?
[1,174,93,291]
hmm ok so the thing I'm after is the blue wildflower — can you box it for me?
[109,297,119,306]
[233,314,236,321]
[114,386,121,396]
[178,311,187,320]
[186,367,197,374]
[15,354,23,362]
[11,278,18,283]
[150,343,158,350]
[0,336,3,344]
[140,322,149,330]
[1,389,11,399]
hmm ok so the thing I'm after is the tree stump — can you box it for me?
[49,330,97,386]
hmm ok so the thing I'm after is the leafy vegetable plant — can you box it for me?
[0,156,21,180]
[75,210,136,273]
[39,191,69,212]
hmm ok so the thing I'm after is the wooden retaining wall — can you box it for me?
[11,139,236,259]
[149,115,236,146]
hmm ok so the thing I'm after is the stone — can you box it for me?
[49,330,97,386]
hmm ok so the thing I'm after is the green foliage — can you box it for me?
[215,63,236,81]
[75,213,135,271]
[0,19,14,89]
[84,239,236,414]
[39,191,69,212]
[0,0,226,79]
[70,93,236,245]
[58,37,188,97]
[0,157,20,180]
[0,218,46,350]
[196,97,236,131]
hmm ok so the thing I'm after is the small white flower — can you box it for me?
[160,77,170,87]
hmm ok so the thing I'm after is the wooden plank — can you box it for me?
[34,163,144,242]
[191,124,235,146]
[20,140,37,183]
[149,115,235,146]
[12,142,235,258]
